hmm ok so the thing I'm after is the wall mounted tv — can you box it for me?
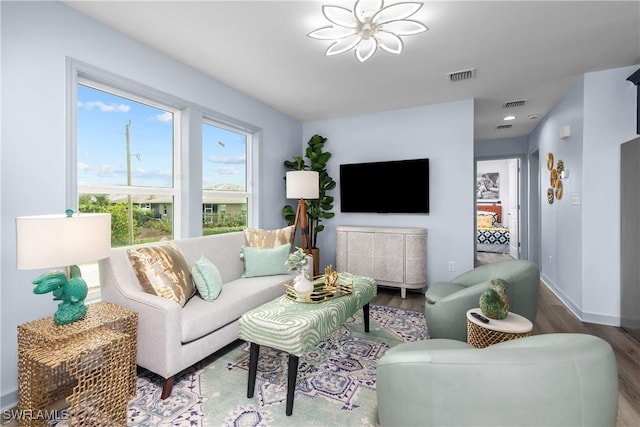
[339,158,429,214]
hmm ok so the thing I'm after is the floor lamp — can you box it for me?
[286,170,319,263]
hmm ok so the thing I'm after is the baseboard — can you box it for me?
[581,311,620,327]
[540,277,620,327]
[1,389,18,412]
[540,276,583,319]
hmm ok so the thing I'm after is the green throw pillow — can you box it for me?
[242,243,292,278]
[192,255,223,301]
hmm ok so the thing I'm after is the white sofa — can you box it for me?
[99,231,295,399]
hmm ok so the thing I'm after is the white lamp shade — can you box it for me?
[16,213,112,270]
[286,171,320,199]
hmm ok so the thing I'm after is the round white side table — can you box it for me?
[466,308,533,348]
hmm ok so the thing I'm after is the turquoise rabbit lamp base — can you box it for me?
[32,265,88,325]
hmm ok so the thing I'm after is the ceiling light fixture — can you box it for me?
[307,0,428,63]
[503,115,516,121]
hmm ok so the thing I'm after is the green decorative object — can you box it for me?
[479,278,509,320]
[285,247,309,271]
[32,265,88,325]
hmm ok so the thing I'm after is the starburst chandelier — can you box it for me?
[307,0,428,62]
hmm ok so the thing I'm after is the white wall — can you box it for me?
[1,1,301,407]
[529,76,586,318]
[582,65,639,324]
[475,136,528,158]
[303,99,476,286]
[528,64,639,325]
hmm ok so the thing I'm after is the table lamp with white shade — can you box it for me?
[286,171,320,254]
[16,210,111,325]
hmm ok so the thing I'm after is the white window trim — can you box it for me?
[67,59,184,230]
[66,57,263,236]
[202,118,253,226]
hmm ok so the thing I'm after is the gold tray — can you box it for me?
[285,273,354,303]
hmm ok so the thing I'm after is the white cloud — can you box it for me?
[96,164,119,177]
[207,155,245,164]
[216,166,239,176]
[78,100,130,113]
[154,112,173,122]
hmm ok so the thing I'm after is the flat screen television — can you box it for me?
[340,158,429,213]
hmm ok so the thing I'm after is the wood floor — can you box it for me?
[371,255,640,427]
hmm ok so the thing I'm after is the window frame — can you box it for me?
[202,118,253,229]
[66,58,262,301]
[67,58,262,237]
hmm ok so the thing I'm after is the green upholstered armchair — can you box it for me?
[425,259,539,341]
[376,334,618,427]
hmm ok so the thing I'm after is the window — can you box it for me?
[69,62,258,301]
[202,121,250,235]
[77,82,178,246]
[75,80,179,300]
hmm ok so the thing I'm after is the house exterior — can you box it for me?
[106,183,247,223]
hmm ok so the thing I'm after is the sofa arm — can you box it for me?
[377,335,618,427]
[377,340,473,427]
[99,255,183,379]
[448,262,494,286]
[425,281,490,341]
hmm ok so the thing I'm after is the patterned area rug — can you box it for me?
[128,304,427,426]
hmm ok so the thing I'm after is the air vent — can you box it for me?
[504,100,527,108]
[447,68,476,82]
[497,124,513,129]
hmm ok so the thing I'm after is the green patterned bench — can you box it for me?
[238,274,377,416]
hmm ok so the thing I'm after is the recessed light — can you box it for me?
[528,114,541,120]
[503,115,516,121]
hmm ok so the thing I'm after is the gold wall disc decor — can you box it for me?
[550,169,558,187]
[546,153,565,204]
[556,180,563,200]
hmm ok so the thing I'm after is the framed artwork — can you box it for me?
[477,172,500,200]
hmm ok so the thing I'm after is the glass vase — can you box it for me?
[293,270,314,294]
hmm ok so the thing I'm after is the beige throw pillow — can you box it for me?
[127,242,195,307]
[244,225,295,248]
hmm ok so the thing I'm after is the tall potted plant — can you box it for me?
[283,134,336,274]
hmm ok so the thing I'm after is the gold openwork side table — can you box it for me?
[17,302,137,426]
[466,308,532,348]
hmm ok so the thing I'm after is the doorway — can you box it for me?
[476,158,520,261]
[621,137,640,342]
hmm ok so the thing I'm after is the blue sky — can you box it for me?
[77,84,246,190]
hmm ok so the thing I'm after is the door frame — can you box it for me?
[529,150,540,267]
[474,154,529,260]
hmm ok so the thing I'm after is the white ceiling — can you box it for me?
[64,0,640,140]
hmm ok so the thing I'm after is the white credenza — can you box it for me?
[336,225,427,298]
